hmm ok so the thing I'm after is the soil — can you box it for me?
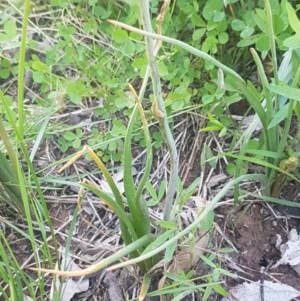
[217,201,300,294]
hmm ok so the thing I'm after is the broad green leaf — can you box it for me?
[192,28,206,41]
[251,11,266,32]
[115,97,127,109]
[200,254,216,268]
[64,132,76,141]
[283,35,300,49]
[219,116,232,127]
[130,32,143,41]
[32,71,45,83]
[157,61,168,77]
[171,99,185,110]
[218,32,228,44]
[202,94,215,104]
[219,127,227,137]
[70,94,81,104]
[0,69,10,79]
[124,39,135,56]
[208,112,222,126]
[76,129,83,136]
[165,92,182,107]
[212,267,220,281]
[32,61,50,73]
[268,103,290,129]
[132,57,147,69]
[158,179,166,200]
[231,19,246,31]
[245,139,259,150]
[1,58,11,68]
[112,29,128,43]
[202,2,223,21]
[237,34,259,47]
[203,285,212,301]
[4,20,17,39]
[164,241,177,266]
[145,181,157,200]
[272,15,285,36]
[212,283,228,296]
[226,163,236,175]
[240,27,254,39]
[202,4,214,20]
[93,6,111,19]
[203,36,218,54]
[73,137,81,149]
[255,8,266,22]
[215,91,224,100]
[267,84,300,101]
[269,0,280,14]
[60,143,68,152]
[286,2,300,34]
[191,14,206,27]
[155,220,176,230]
[213,12,225,22]
[146,199,160,206]
[256,35,270,52]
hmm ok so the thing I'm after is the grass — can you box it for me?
[0,0,300,300]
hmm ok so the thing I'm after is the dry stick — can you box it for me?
[138,0,178,222]
[181,119,206,185]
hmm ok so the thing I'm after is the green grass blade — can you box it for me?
[225,153,299,182]
[250,48,276,155]
[0,92,18,177]
[244,191,300,207]
[264,0,279,109]
[88,147,125,209]
[123,105,138,208]
[0,157,24,214]
[17,0,31,140]
[266,84,300,101]
[2,86,59,274]
[134,96,152,207]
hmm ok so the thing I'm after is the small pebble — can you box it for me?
[66,114,82,125]
[272,220,277,227]
[288,229,299,242]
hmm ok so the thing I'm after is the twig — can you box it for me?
[260,260,273,301]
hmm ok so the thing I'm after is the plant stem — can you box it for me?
[138,1,179,222]
[17,0,30,141]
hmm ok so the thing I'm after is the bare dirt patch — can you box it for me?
[216,194,300,300]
